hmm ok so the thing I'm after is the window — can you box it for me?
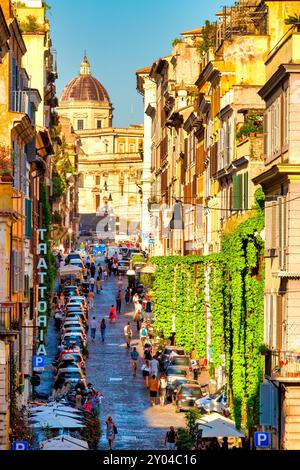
[129,143,135,153]
[78,173,84,188]
[282,89,289,148]
[118,143,125,153]
[95,194,100,211]
[25,199,32,239]
[267,97,281,161]
[77,120,84,130]
[95,175,100,186]
[96,120,102,129]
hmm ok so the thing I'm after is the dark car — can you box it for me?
[159,346,186,370]
[175,384,204,412]
[165,366,189,385]
[166,378,199,403]
[54,369,87,390]
[118,260,130,274]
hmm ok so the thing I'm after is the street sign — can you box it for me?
[33,355,45,371]
[12,441,28,450]
[148,238,155,244]
[254,432,271,448]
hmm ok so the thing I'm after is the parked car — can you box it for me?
[166,378,199,403]
[159,346,186,371]
[127,248,142,258]
[119,246,129,258]
[165,366,189,385]
[68,296,87,306]
[167,355,192,370]
[65,253,83,265]
[66,303,87,315]
[63,324,87,338]
[53,352,85,371]
[63,285,78,298]
[63,318,87,329]
[175,384,204,412]
[69,258,84,269]
[64,313,88,326]
[118,260,130,274]
[195,386,227,415]
[54,368,87,390]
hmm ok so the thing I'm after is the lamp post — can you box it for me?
[68,228,73,253]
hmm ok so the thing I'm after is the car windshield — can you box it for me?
[167,368,187,375]
[164,348,185,356]
[181,387,202,397]
[210,387,226,399]
[171,358,190,365]
[59,372,80,378]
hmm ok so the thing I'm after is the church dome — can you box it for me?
[60,55,111,104]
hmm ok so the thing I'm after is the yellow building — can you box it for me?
[58,56,143,243]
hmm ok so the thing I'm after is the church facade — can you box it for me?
[57,56,144,242]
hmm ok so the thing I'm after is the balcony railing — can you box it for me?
[265,350,300,381]
[0,302,20,336]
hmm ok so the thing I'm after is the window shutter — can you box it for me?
[12,251,17,293]
[259,382,279,428]
[265,202,272,251]
[25,199,32,239]
[277,196,286,270]
[233,174,242,211]
[232,176,237,211]
[243,172,248,210]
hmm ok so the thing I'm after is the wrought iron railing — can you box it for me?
[265,350,300,379]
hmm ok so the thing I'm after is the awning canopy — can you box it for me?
[195,413,245,438]
[40,435,88,450]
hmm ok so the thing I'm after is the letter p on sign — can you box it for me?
[254,432,270,448]
[12,441,28,450]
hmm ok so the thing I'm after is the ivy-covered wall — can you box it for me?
[151,190,265,431]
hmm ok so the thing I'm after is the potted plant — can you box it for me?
[259,343,269,355]
[0,144,13,182]
[285,14,300,32]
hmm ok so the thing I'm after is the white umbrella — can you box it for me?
[195,413,245,438]
[30,411,83,422]
[30,415,84,429]
[30,404,82,414]
[40,435,88,450]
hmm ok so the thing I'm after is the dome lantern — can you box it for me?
[80,54,91,76]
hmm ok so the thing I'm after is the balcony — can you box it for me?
[10,90,31,116]
[265,350,300,382]
[0,303,20,338]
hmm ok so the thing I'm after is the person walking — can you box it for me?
[150,355,159,378]
[96,276,102,294]
[140,324,148,347]
[90,316,97,342]
[89,276,95,292]
[116,290,122,314]
[106,416,117,450]
[148,375,159,406]
[90,263,96,278]
[75,389,83,410]
[124,322,133,349]
[125,287,131,304]
[159,373,168,407]
[100,318,106,342]
[130,347,139,376]
[87,290,95,310]
[97,263,103,280]
[164,427,177,450]
[104,266,108,281]
[132,292,139,312]
[141,360,150,386]
[109,305,117,324]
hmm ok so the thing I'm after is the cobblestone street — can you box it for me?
[85,262,185,450]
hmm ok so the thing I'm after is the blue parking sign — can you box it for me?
[12,441,28,450]
[254,432,271,448]
[33,355,45,369]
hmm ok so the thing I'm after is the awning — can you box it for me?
[139,264,156,274]
[40,435,88,450]
[59,265,82,276]
[195,413,245,438]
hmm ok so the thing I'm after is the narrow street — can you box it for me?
[85,259,185,450]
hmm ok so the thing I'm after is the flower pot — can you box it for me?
[1,174,13,182]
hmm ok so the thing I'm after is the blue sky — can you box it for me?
[48,0,225,127]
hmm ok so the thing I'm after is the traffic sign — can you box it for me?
[12,441,28,450]
[33,355,45,371]
[254,431,271,448]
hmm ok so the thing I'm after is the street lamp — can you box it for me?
[68,228,73,253]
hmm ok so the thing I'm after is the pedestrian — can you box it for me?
[90,263,96,278]
[117,275,123,289]
[124,321,133,349]
[140,324,148,347]
[144,344,152,361]
[148,375,159,406]
[104,266,108,281]
[106,416,117,450]
[159,373,168,406]
[112,260,117,276]
[164,426,177,450]
[150,355,159,378]
[90,316,97,342]
[100,318,106,342]
[125,287,131,304]
[109,305,117,323]
[83,393,93,413]
[75,389,83,409]
[141,360,150,386]
[116,289,122,314]
[130,347,139,376]
[132,292,139,312]
[89,276,95,292]
[75,378,86,393]
[96,276,102,294]
[87,290,95,309]
[83,265,88,280]
[97,263,103,280]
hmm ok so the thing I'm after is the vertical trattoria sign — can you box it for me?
[36,229,48,356]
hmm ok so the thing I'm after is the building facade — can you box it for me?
[58,56,143,244]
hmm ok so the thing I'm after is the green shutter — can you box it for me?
[232,175,237,211]
[243,172,249,210]
[236,174,242,210]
